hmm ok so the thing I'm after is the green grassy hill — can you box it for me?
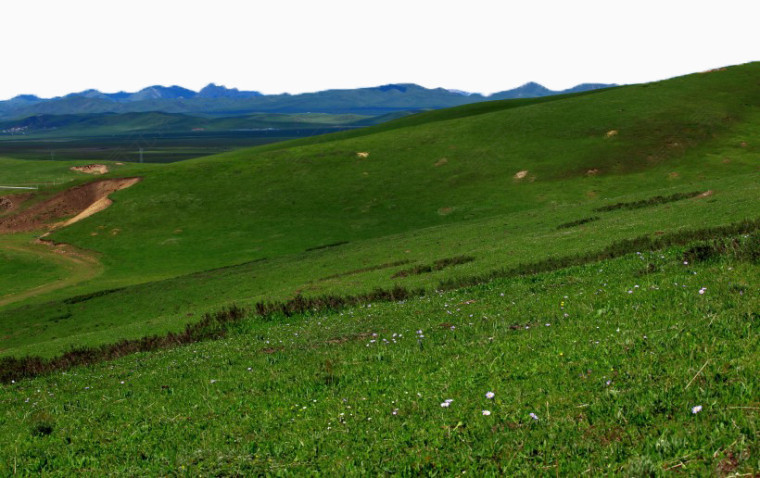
[0,62,759,474]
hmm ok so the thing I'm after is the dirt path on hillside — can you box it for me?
[0,240,103,308]
[0,177,140,307]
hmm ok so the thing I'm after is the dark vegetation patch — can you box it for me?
[186,257,268,280]
[318,260,412,281]
[48,312,73,323]
[438,219,760,291]
[5,222,760,384]
[392,255,475,278]
[305,241,349,252]
[634,263,660,277]
[1,286,420,384]
[30,421,54,438]
[0,305,247,384]
[592,191,704,212]
[252,285,421,320]
[556,216,600,230]
[324,332,373,345]
[683,233,760,264]
[62,287,126,305]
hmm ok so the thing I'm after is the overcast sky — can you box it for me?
[1,0,756,100]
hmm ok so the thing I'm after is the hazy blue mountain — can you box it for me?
[0,82,616,120]
[128,85,198,101]
[198,83,263,99]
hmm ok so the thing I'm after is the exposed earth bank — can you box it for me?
[0,177,141,233]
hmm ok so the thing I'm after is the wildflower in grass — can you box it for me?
[392,409,399,415]
[485,391,495,399]
[692,405,703,414]
[529,412,539,421]
[482,410,491,416]
[441,402,450,408]
[699,287,707,295]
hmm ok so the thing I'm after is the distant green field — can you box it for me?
[0,111,408,163]
[0,63,759,474]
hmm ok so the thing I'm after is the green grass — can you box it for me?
[0,237,65,298]
[1,243,757,474]
[1,62,760,474]
[0,157,84,190]
[1,63,760,357]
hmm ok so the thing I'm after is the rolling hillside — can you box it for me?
[1,62,758,355]
[0,62,759,474]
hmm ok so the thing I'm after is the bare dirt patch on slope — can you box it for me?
[70,164,109,175]
[0,178,141,233]
[0,193,33,216]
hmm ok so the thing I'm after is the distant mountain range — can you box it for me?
[0,82,615,120]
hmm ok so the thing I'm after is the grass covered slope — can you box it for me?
[1,241,758,474]
[1,63,760,474]
[1,62,760,357]
[48,63,760,282]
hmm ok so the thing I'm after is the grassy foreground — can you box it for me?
[1,240,758,475]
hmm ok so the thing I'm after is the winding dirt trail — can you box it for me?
[0,177,140,307]
[0,240,103,308]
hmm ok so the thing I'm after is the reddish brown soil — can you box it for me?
[0,178,141,233]
[0,193,33,215]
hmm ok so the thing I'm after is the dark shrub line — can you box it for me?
[0,305,247,384]
[5,219,760,384]
[556,216,600,230]
[0,286,423,384]
[592,191,704,212]
[438,218,760,290]
[63,287,127,305]
[305,241,349,252]
[683,233,760,264]
[392,255,475,279]
[253,285,423,320]
[319,259,412,281]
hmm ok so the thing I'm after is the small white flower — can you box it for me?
[441,402,450,408]
[485,391,495,399]
[529,412,539,421]
[482,410,491,416]
[699,288,707,295]
[691,405,703,414]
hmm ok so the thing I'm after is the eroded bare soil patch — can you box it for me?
[0,178,141,233]
[70,164,109,175]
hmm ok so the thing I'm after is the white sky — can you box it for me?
[1,0,757,100]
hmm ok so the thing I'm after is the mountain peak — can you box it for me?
[198,83,262,99]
